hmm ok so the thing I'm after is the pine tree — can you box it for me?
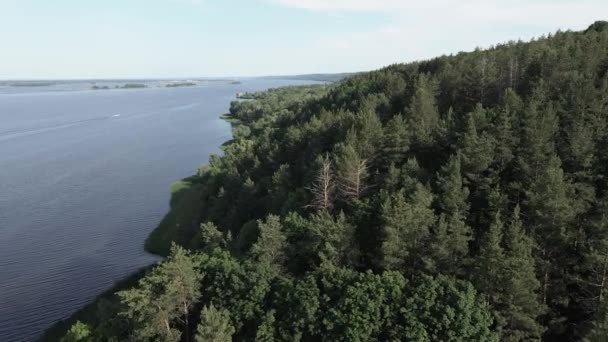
[250,215,287,273]
[285,211,357,272]
[270,164,291,212]
[460,111,495,181]
[472,208,544,341]
[428,213,472,276]
[200,222,225,252]
[381,184,435,271]
[312,211,358,268]
[381,162,401,192]
[527,155,575,240]
[380,114,410,167]
[491,89,520,170]
[236,177,257,226]
[436,153,470,217]
[514,83,558,188]
[401,157,426,193]
[474,212,506,306]
[118,244,203,342]
[334,143,369,202]
[352,107,384,159]
[523,154,578,334]
[578,196,608,338]
[502,205,544,341]
[195,304,235,342]
[407,74,440,147]
[436,106,458,148]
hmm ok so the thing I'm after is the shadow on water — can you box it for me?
[144,175,205,256]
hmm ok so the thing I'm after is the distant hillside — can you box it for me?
[259,72,355,82]
[52,21,608,342]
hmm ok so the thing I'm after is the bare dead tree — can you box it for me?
[306,155,335,211]
[339,158,368,202]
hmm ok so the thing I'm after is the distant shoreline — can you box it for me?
[0,73,353,85]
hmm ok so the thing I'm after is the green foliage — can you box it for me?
[285,211,357,272]
[249,215,287,272]
[380,184,435,271]
[271,276,320,340]
[402,276,499,342]
[459,109,495,180]
[436,153,470,217]
[118,244,203,341]
[379,114,410,167]
[472,209,544,340]
[428,212,472,276]
[195,304,235,342]
[502,205,545,340]
[407,73,440,147]
[61,321,92,342]
[199,222,225,252]
[255,310,276,342]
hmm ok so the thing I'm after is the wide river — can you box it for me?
[0,79,318,341]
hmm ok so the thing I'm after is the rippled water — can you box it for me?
[0,79,316,341]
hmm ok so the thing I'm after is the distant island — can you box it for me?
[166,81,198,88]
[259,73,353,83]
[8,81,55,87]
[119,83,147,89]
[91,83,147,90]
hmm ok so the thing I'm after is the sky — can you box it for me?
[0,0,606,79]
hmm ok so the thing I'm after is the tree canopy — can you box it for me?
[59,22,608,341]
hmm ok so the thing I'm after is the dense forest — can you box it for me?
[59,21,608,341]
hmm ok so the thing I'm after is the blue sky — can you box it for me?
[0,0,606,79]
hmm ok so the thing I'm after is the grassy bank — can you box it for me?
[144,176,205,256]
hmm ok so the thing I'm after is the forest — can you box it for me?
[59,21,608,341]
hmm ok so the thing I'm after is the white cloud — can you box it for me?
[272,0,606,27]
[272,0,608,72]
[272,0,406,11]
[272,0,606,17]
[170,0,204,6]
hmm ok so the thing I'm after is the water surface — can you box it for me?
[0,79,317,341]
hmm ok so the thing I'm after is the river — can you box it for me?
[0,78,318,341]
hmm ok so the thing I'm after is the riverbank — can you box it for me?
[35,82,329,341]
[39,174,206,340]
[40,122,232,341]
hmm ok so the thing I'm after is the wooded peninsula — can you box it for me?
[53,21,608,341]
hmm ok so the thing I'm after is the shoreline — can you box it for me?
[38,83,326,341]
[39,112,237,341]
